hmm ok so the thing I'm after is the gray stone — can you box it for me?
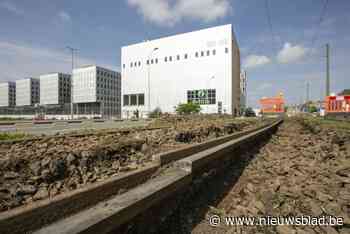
[41,157,51,168]
[17,185,37,195]
[49,159,66,178]
[309,201,323,216]
[339,228,350,234]
[141,143,148,153]
[321,226,339,234]
[29,161,41,176]
[33,187,49,200]
[4,171,19,179]
[296,228,315,234]
[276,225,296,234]
[66,154,76,166]
[41,169,51,181]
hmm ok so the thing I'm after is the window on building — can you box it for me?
[151,59,154,64]
[225,48,229,53]
[177,55,180,60]
[147,60,149,65]
[169,56,172,61]
[212,49,216,55]
[165,57,168,62]
[130,62,133,67]
[138,94,145,105]
[195,52,199,57]
[138,61,141,66]
[155,58,158,64]
[130,94,137,106]
[201,51,204,57]
[134,62,137,67]
[187,89,216,105]
[184,54,188,59]
[207,50,210,56]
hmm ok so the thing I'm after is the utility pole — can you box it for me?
[147,47,159,116]
[306,81,310,103]
[306,81,310,112]
[326,43,330,96]
[66,46,78,119]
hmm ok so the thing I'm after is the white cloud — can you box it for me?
[0,41,117,82]
[257,83,272,91]
[127,0,231,26]
[0,1,24,15]
[277,42,308,64]
[243,55,271,69]
[58,11,71,22]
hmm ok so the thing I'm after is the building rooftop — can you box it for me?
[122,24,233,48]
[339,89,350,95]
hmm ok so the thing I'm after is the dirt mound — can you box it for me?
[198,118,350,234]
[0,117,260,212]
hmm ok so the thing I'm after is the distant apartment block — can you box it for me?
[40,73,71,105]
[16,78,40,106]
[72,65,121,118]
[0,81,16,107]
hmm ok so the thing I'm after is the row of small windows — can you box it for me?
[187,89,216,105]
[97,70,119,79]
[123,94,145,106]
[124,48,229,69]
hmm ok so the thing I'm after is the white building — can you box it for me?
[40,73,71,105]
[72,65,121,118]
[240,70,247,110]
[16,78,40,106]
[121,24,241,118]
[0,82,16,107]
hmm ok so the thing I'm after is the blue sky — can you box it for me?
[0,0,349,107]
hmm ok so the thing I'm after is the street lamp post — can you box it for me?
[147,47,159,116]
[66,46,78,120]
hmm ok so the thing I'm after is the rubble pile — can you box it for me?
[204,119,350,234]
[0,116,260,212]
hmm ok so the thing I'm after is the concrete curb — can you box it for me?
[33,119,283,234]
[175,120,282,173]
[0,164,159,234]
[153,122,271,165]
[35,169,191,234]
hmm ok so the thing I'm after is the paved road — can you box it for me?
[0,120,149,135]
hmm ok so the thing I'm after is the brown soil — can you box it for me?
[0,116,260,212]
[155,118,350,234]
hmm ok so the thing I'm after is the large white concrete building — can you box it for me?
[16,78,40,106]
[72,65,121,118]
[40,73,71,105]
[0,82,16,107]
[121,24,241,118]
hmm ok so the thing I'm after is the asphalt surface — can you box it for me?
[0,120,149,135]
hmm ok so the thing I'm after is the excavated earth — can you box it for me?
[0,116,260,212]
[158,118,350,234]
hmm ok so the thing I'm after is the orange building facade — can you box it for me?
[260,93,285,114]
[325,95,350,113]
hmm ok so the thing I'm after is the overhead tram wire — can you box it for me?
[309,0,329,51]
[306,0,330,61]
[264,0,281,53]
[244,0,280,60]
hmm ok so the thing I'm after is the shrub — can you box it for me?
[176,102,201,115]
[244,107,256,117]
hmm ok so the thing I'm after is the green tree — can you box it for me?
[309,106,318,113]
[176,102,201,115]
